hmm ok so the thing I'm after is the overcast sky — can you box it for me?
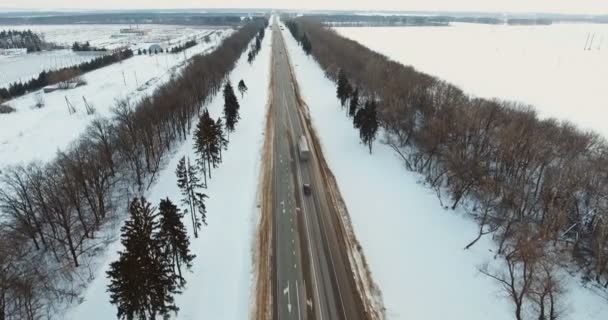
[2,0,608,15]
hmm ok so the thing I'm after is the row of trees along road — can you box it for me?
[247,19,269,63]
[0,17,267,320]
[107,21,265,318]
[286,17,608,319]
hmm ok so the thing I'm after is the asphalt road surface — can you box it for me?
[270,19,366,320]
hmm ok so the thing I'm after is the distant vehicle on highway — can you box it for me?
[303,183,312,196]
[298,134,310,161]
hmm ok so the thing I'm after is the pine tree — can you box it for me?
[176,156,207,238]
[349,88,359,118]
[223,81,240,133]
[214,118,228,161]
[107,197,178,320]
[194,110,221,180]
[157,198,195,287]
[238,79,248,98]
[336,69,352,107]
[354,100,379,154]
[301,33,312,55]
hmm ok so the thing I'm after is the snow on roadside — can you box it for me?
[281,23,608,320]
[66,26,272,320]
[0,30,229,169]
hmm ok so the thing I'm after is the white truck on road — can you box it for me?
[298,134,310,161]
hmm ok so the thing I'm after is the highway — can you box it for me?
[270,19,367,320]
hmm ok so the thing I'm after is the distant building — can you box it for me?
[148,44,163,54]
[120,28,150,36]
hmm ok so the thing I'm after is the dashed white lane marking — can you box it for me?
[296,281,302,320]
[284,282,292,313]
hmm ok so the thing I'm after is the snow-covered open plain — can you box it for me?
[0,24,222,50]
[0,29,228,169]
[0,49,105,88]
[0,24,224,87]
[67,26,272,319]
[337,23,608,138]
[282,23,608,319]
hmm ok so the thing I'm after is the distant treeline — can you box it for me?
[0,49,132,101]
[72,41,107,52]
[0,13,256,26]
[0,29,45,52]
[0,17,266,320]
[287,17,608,318]
[507,18,553,25]
[299,14,555,26]
[306,14,450,26]
[170,39,197,53]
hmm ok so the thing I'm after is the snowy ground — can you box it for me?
[281,23,608,320]
[0,29,228,169]
[337,23,608,138]
[0,49,105,88]
[67,27,272,319]
[0,24,224,87]
[0,24,224,50]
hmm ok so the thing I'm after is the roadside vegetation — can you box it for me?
[0,18,267,320]
[286,17,608,319]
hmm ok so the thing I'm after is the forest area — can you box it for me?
[0,29,47,52]
[286,17,608,320]
[0,17,267,320]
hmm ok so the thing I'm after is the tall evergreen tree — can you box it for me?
[301,33,312,55]
[223,81,240,133]
[238,79,248,98]
[336,69,352,107]
[354,100,379,154]
[214,117,228,161]
[157,198,195,287]
[349,88,359,117]
[176,156,207,238]
[107,197,178,320]
[194,110,221,180]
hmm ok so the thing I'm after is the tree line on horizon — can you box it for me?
[0,18,267,320]
[287,17,608,320]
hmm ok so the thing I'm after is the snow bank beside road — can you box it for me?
[67,28,271,319]
[282,23,608,320]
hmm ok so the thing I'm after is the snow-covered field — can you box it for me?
[0,24,223,50]
[0,29,228,169]
[0,49,105,88]
[0,24,225,87]
[67,27,272,319]
[282,23,608,319]
[337,23,608,138]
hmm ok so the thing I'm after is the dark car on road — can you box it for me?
[303,183,311,196]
